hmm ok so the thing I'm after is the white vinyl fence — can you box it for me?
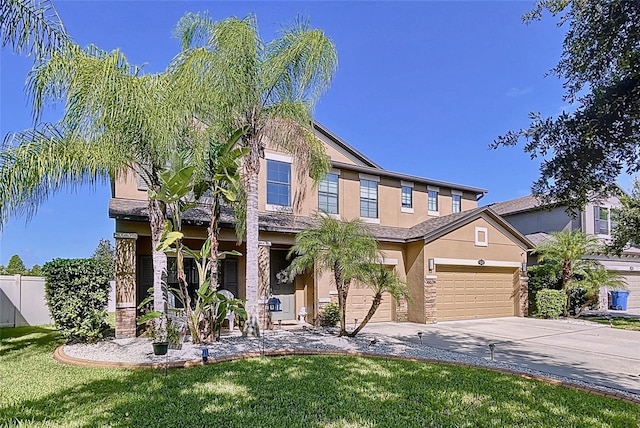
[0,275,115,328]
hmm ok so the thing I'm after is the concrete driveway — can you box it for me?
[361,317,640,394]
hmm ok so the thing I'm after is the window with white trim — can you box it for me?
[267,160,291,207]
[452,194,461,213]
[594,206,620,235]
[401,185,413,209]
[475,227,488,246]
[428,190,438,212]
[318,173,339,214]
[360,179,378,218]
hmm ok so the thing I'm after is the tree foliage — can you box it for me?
[92,238,114,279]
[1,0,71,60]
[6,254,27,275]
[533,230,624,317]
[174,13,337,336]
[494,0,640,212]
[287,215,379,336]
[608,180,640,254]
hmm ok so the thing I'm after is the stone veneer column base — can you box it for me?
[519,275,529,317]
[115,306,137,339]
[396,298,408,322]
[424,275,437,323]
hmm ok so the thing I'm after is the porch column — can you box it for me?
[258,241,271,330]
[519,273,529,317]
[424,275,437,323]
[114,232,138,338]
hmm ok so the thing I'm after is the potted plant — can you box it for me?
[167,315,186,350]
[139,312,169,356]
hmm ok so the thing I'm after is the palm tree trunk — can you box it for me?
[561,261,573,316]
[335,264,348,336]
[208,197,220,291]
[243,148,260,337]
[348,293,382,337]
[149,198,167,328]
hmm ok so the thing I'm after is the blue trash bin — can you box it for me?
[610,290,630,311]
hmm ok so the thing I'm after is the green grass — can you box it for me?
[0,327,638,427]
[587,317,640,331]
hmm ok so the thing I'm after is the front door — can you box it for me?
[270,249,295,321]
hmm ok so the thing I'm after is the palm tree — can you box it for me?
[1,43,208,319]
[349,263,409,337]
[174,13,337,336]
[1,0,70,59]
[534,230,601,315]
[287,215,378,336]
[571,265,626,317]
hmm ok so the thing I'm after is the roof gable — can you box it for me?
[407,206,533,249]
[313,121,381,168]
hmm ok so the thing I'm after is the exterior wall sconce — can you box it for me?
[521,262,527,273]
[428,258,435,272]
[478,259,485,266]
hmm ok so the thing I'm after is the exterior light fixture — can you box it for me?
[521,262,527,273]
[488,343,495,361]
[478,259,485,266]
[428,258,435,272]
[267,296,282,312]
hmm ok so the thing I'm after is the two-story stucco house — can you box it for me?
[491,194,640,311]
[110,122,532,338]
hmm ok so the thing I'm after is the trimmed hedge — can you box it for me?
[536,289,566,319]
[43,258,111,343]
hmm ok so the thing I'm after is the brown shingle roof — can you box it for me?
[110,198,532,248]
[490,195,545,216]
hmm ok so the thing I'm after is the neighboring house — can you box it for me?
[491,194,640,311]
[110,122,532,338]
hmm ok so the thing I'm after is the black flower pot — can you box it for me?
[152,342,169,356]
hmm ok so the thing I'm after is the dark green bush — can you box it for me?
[536,289,566,319]
[527,263,561,316]
[319,302,340,327]
[43,258,111,343]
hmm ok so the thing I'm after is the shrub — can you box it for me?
[536,289,567,319]
[43,258,111,343]
[319,302,340,327]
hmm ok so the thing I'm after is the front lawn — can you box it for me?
[586,317,640,332]
[0,326,638,427]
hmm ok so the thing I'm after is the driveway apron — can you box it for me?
[362,317,640,394]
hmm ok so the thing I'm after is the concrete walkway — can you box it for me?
[361,317,640,395]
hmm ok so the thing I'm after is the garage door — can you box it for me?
[618,272,640,310]
[437,266,518,321]
[346,287,393,323]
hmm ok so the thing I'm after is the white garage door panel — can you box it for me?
[619,272,640,310]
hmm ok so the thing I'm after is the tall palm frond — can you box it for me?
[173,12,337,336]
[1,0,70,59]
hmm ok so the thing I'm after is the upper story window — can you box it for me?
[401,181,413,213]
[428,186,439,214]
[318,172,339,214]
[452,191,462,214]
[360,178,378,219]
[267,159,291,207]
[594,206,620,235]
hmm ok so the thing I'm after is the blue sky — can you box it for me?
[1,1,580,267]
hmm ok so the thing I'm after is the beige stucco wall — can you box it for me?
[114,169,148,201]
[425,217,527,264]
[405,241,426,323]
